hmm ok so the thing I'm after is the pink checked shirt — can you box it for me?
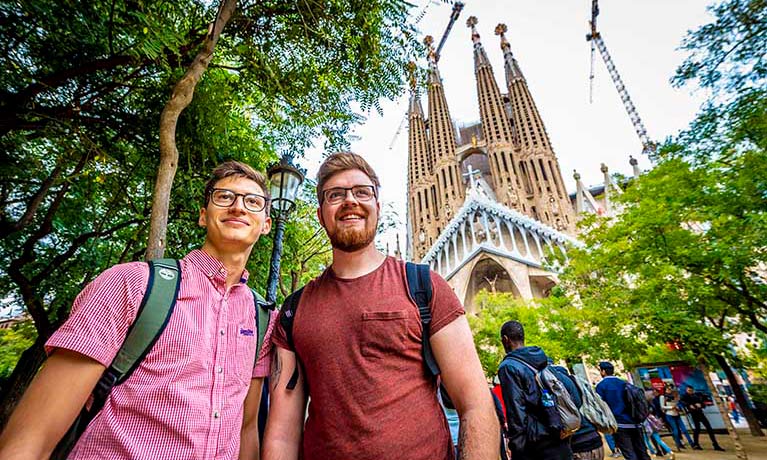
[46,249,275,459]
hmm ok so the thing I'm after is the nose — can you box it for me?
[341,189,360,205]
[228,195,247,213]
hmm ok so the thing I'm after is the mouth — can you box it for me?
[222,218,249,226]
[337,213,366,222]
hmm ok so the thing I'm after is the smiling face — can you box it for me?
[199,176,272,257]
[318,168,379,253]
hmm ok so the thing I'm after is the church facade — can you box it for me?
[405,18,595,311]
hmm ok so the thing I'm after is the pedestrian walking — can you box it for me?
[660,388,693,450]
[595,362,650,460]
[679,386,725,451]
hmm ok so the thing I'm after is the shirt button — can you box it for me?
[213,411,220,419]
[219,329,225,336]
[207,271,214,278]
[217,366,223,374]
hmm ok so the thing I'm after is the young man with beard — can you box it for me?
[262,152,498,460]
[0,161,275,460]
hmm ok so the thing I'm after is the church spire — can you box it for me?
[496,23,525,85]
[424,34,463,232]
[497,23,575,233]
[466,16,520,210]
[407,60,435,260]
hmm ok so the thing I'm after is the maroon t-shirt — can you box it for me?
[273,257,464,460]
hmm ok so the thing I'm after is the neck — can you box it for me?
[200,242,252,287]
[330,243,386,279]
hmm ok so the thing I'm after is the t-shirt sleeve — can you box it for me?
[271,304,292,351]
[45,262,148,367]
[428,270,465,335]
[252,309,279,378]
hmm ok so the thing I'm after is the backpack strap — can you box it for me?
[405,262,440,377]
[280,287,305,390]
[250,288,274,364]
[81,259,180,436]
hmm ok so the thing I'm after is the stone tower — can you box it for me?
[406,20,576,261]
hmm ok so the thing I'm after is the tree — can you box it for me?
[0,0,421,426]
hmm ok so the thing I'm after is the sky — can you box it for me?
[301,0,714,257]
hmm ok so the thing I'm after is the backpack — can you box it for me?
[51,259,272,460]
[625,382,651,423]
[280,262,440,390]
[511,358,581,437]
[573,374,617,434]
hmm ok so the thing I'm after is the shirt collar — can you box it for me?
[184,249,249,285]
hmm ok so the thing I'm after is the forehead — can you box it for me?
[323,169,375,190]
[212,176,265,195]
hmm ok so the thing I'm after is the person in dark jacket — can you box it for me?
[595,361,649,460]
[497,320,574,460]
[679,386,724,451]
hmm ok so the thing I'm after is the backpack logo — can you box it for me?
[158,268,176,281]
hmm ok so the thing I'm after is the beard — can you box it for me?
[326,206,378,252]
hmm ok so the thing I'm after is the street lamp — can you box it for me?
[265,154,305,304]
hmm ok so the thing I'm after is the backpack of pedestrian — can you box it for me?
[512,358,582,437]
[625,382,652,423]
[573,374,618,434]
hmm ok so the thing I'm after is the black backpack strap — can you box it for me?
[250,288,274,364]
[406,262,440,377]
[279,287,305,390]
[52,258,181,459]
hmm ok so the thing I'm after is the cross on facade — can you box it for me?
[462,165,482,191]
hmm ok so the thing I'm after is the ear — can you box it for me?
[261,216,272,235]
[198,207,207,227]
[317,206,325,228]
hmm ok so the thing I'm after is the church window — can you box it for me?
[538,159,548,181]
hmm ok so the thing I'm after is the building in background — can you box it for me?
[404,17,637,311]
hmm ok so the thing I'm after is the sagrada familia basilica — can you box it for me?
[402,17,638,311]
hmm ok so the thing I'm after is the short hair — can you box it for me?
[501,320,524,343]
[598,361,614,375]
[203,161,270,208]
[316,152,380,203]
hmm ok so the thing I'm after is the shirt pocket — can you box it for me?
[360,310,408,359]
[232,322,257,385]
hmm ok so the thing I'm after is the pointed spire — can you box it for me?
[574,169,601,215]
[601,163,612,215]
[467,16,491,68]
[495,24,525,84]
[407,61,423,117]
[395,234,402,260]
[629,155,641,178]
[424,35,441,85]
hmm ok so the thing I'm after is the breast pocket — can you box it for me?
[361,310,409,359]
[232,322,257,385]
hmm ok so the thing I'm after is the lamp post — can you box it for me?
[265,154,305,304]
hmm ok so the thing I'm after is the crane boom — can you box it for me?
[435,2,464,61]
[587,0,655,155]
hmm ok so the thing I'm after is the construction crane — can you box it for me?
[389,1,464,149]
[586,0,655,156]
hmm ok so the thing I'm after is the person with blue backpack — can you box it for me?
[262,152,498,460]
[595,361,650,460]
[0,161,277,460]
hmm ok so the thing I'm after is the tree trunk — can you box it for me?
[145,0,238,260]
[714,354,764,437]
[0,337,47,430]
[698,359,748,459]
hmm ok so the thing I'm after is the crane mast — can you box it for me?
[587,0,655,156]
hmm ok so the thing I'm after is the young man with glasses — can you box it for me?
[262,152,498,460]
[0,161,276,460]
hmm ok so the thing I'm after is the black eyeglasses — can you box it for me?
[209,188,269,212]
[322,185,377,205]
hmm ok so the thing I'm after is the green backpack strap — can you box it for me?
[51,258,181,460]
[250,288,274,364]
